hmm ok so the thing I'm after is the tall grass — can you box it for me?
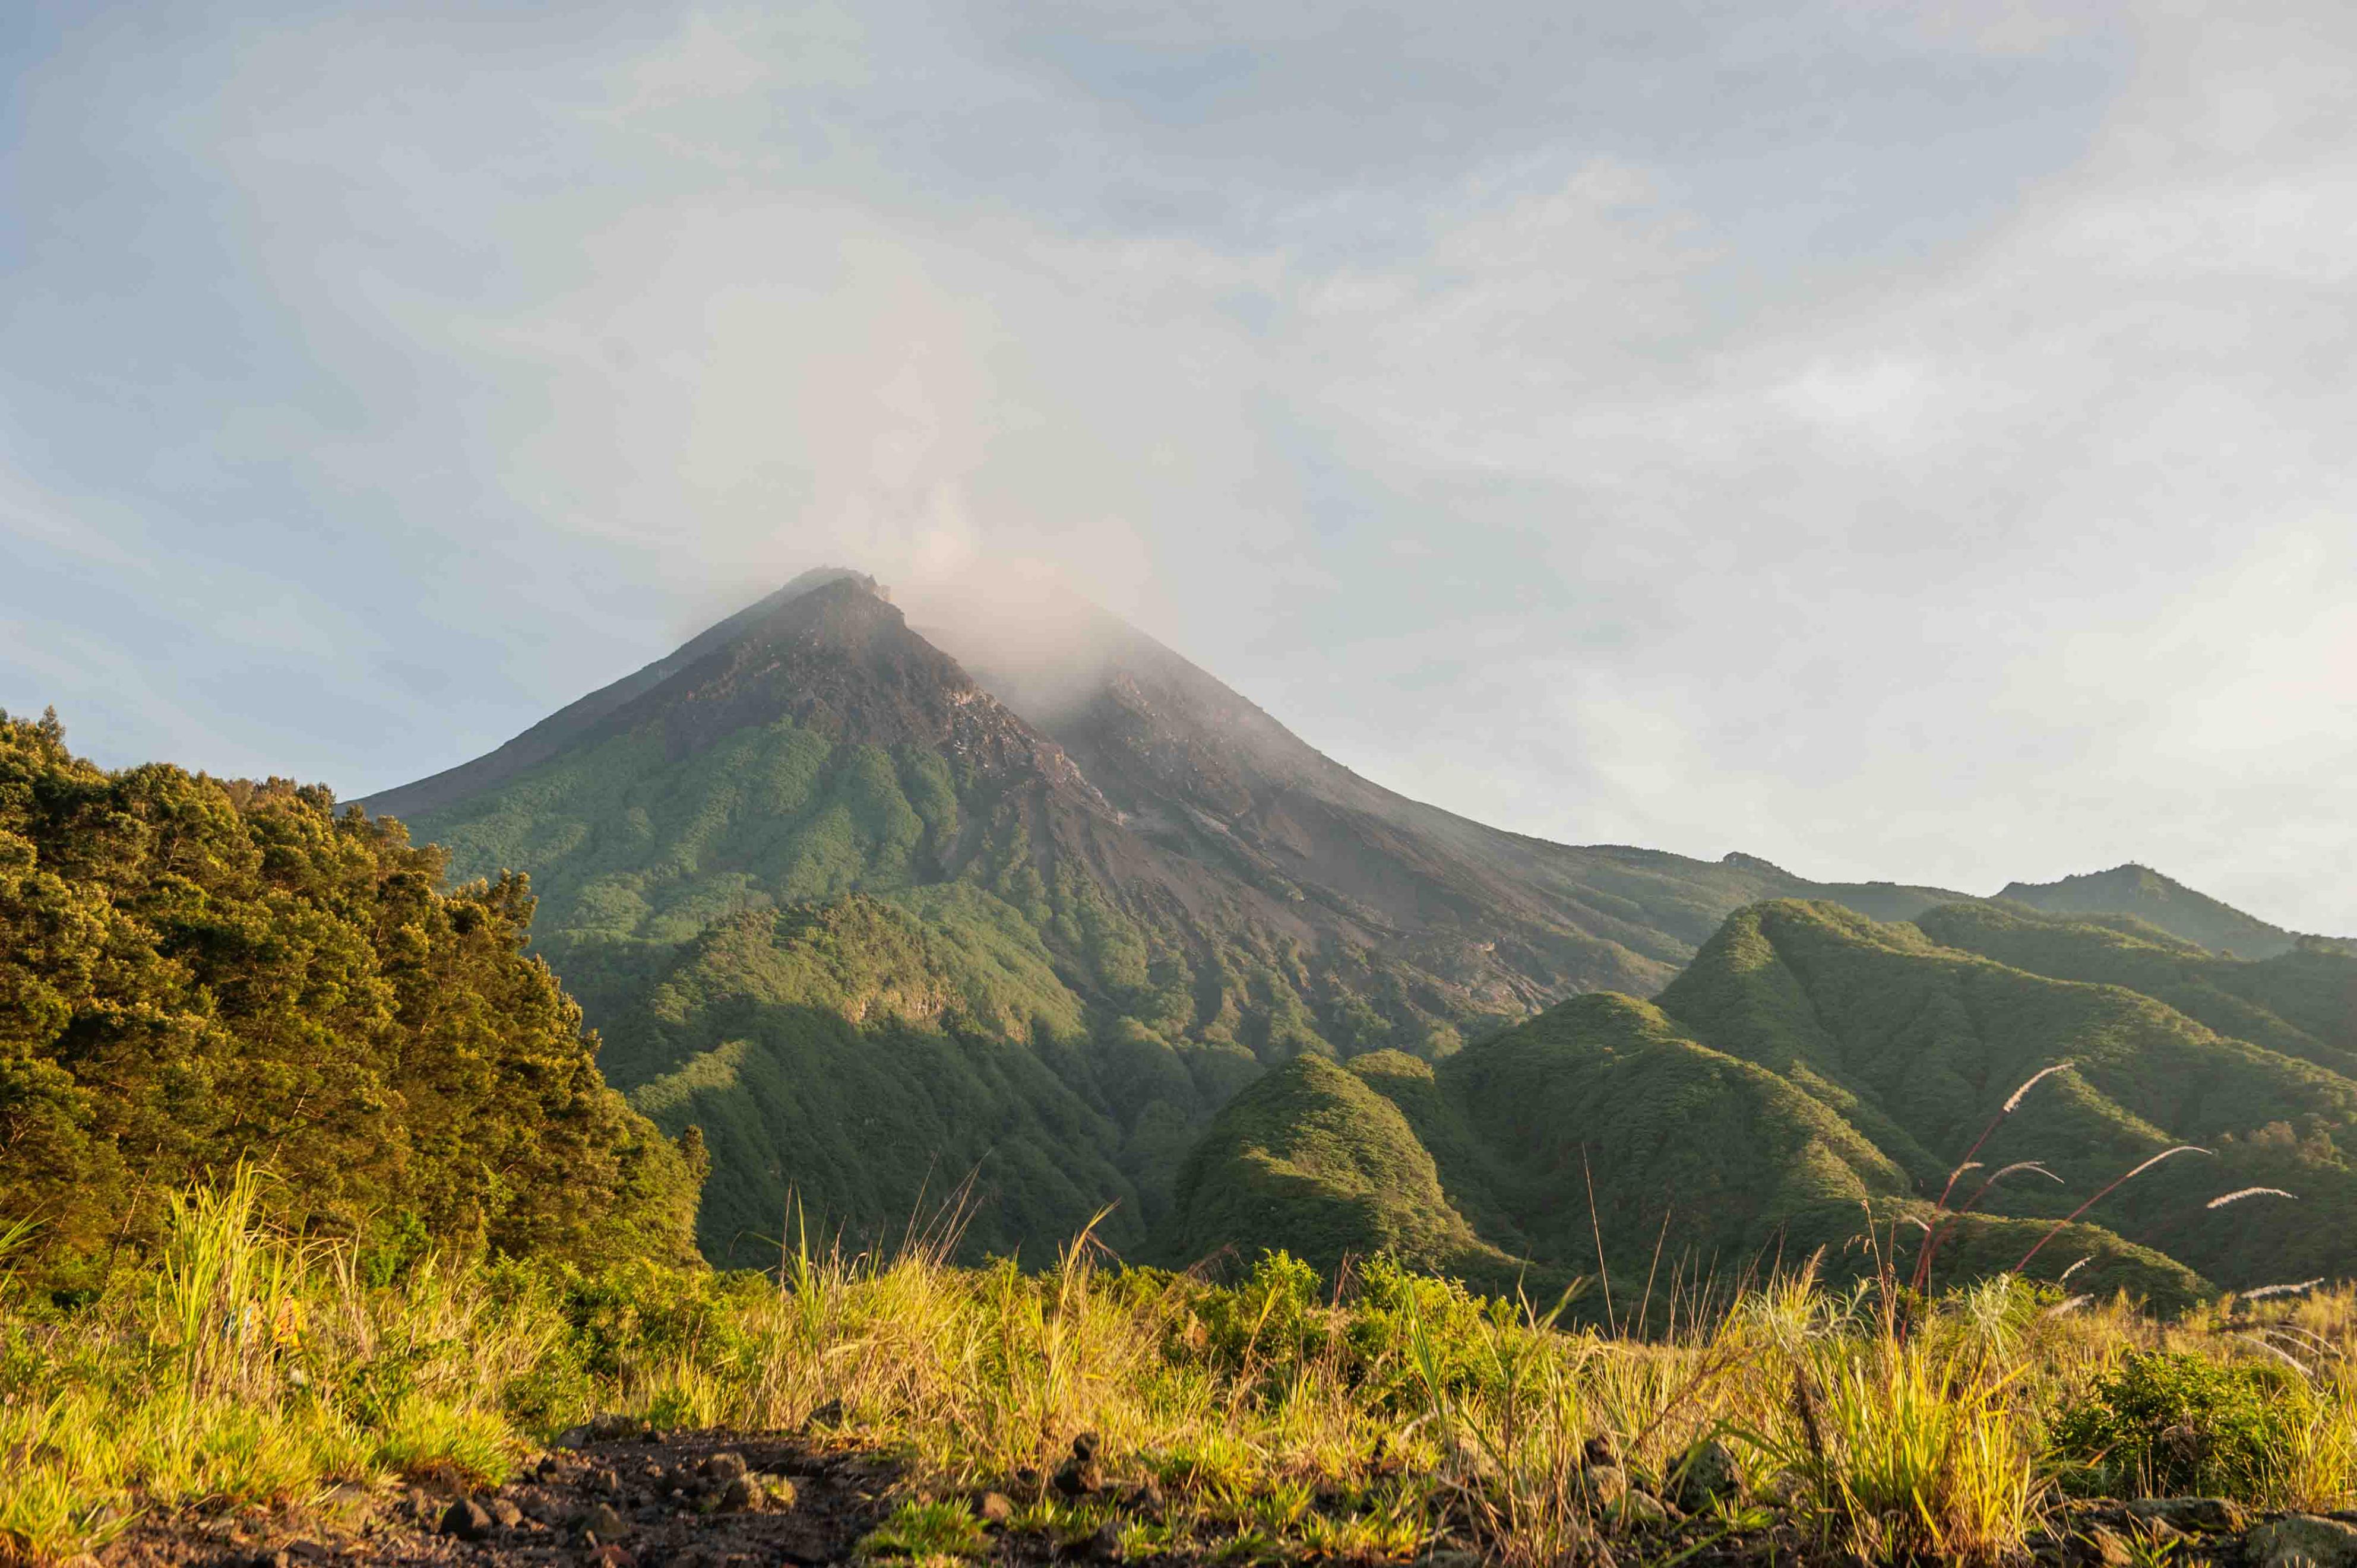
[3,1174,2354,1567]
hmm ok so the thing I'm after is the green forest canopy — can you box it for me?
[0,709,703,1294]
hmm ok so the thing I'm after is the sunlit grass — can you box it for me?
[2,1173,2353,1567]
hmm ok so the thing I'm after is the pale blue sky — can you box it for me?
[4,1,2352,932]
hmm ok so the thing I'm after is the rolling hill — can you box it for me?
[1165,898,2357,1307]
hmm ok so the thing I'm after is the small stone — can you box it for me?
[284,1542,328,1562]
[2247,1515,2357,1568]
[439,1500,494,1541]
[1618,1490,1678,1528]
[805,1398,844,1428]
[590,1547,637,1568]
[716,1477,760,1513]
[703,1452,749,1483]
[591,1468,622,1494]
[1127,1480,1163,1513]
[485,1498,524,1530]
[759,1476,798,1512]
[589,1413,651,1442]
[1581,1433,1621,1471]
[976,1492,1016,1526]
[580,1503,629,1540]
[556,1427,591,1450]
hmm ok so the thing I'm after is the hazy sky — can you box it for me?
[4,1,2352,933]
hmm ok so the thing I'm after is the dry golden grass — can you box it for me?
[2,1176,2352,1567]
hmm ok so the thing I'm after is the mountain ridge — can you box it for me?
[352,571,2347,1275]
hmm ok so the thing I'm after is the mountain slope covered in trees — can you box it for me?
[0,709,703,1294]
[356,574,2001,1265]
[353,571,2355,1287]
[1168,897,2357,1307]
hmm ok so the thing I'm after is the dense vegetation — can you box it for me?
[5,1172,2356,1568]
[1168,900,2357,1306]
[0,710,702,1295]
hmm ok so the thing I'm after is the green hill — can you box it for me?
[1164,899,2357,1306]
[1657,901,2357,1291]
[0,709,701,1294]
[1998,863,2308,958]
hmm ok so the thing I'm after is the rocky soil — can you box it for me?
[100,1426,896,1568]
[86,1423,2357,1568]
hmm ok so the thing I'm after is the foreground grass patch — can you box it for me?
[2,1177,2354,1566]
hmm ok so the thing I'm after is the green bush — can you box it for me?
[1176,1250,1331,1383]
[1343,1253,1518,1406]
[2051,1350,2311,1499]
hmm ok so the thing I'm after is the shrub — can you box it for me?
[2051,1350,2311,1499]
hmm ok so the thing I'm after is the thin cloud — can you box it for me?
[0,0,2348,932]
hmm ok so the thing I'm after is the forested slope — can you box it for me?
[0,709,701,1293]
[1165,899,2357,1306]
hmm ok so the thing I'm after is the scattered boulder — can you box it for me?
[485,1497,524,1530]
[2127,1497,2243,1535]
[438,1499,493,1541]
[1669,1439,1742,1513]
[2247,1515,2357,1568]
[1053,1433,1105,1498]
[715,1477,760,1513]
[976,1491,1017,1526]
[1581,1434,1621,1471]
[1580,1464,1628,1512]
[1067,1521,1122,1561]
[1618,1489,1679,1528]
[579,1502,629,1541]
